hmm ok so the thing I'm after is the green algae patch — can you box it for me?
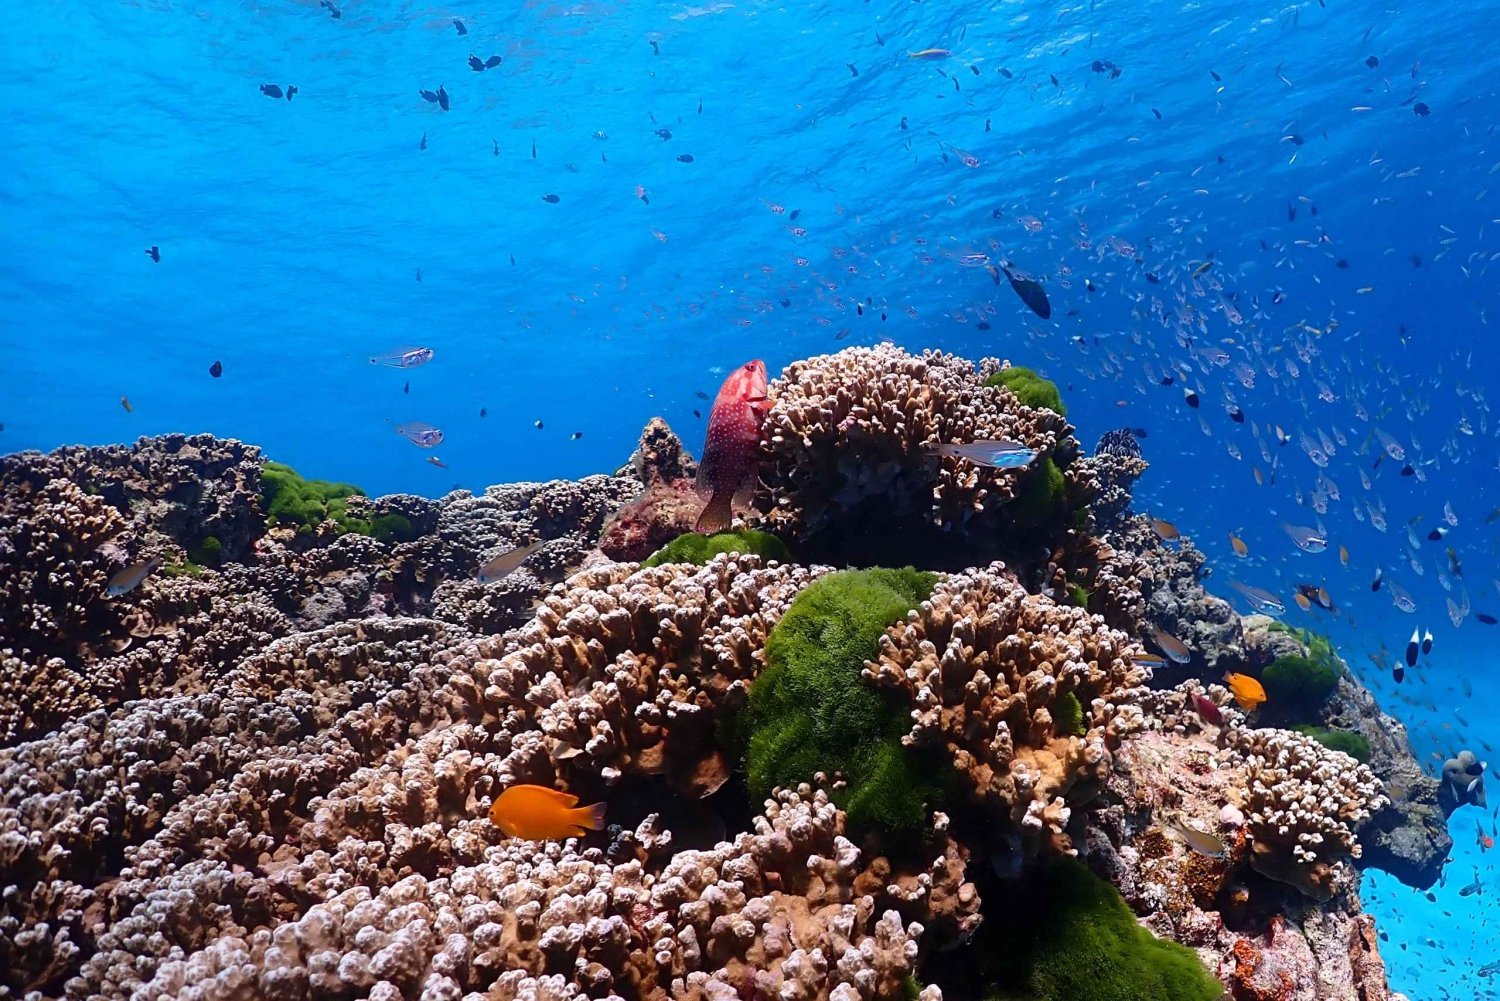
[1067,582,1091,609]
[979,858,1224,1001]
[258,462,417,542]
[643,529,791,568]
[1054,691,1085,737]
[1260,654,1338,715]
[1293,725,1371,763]
[740,568,941,848]
[1009,456,1067,527]
[260,461,366,534]
[187,535,222,567]
[984,367,1067,417]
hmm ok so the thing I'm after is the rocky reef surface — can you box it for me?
[0,346,1449,1000]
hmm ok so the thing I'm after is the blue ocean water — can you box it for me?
[4,1,1499,996]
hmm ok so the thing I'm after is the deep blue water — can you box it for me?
[4,1,1499,996]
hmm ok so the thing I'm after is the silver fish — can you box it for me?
[476,542,543,584]
[1228,579,1285,617]
[105,556,164,598]
[1165,819,1227,859]
[930,440,1038,470]
[1460,869,1483,897]
[371,347,435,369]
[395,421,444,447]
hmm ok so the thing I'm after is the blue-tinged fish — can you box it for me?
[105,556,164,598]
[1280,520,1328,554]
[1149,627,1192,664]
[1228,579,1285,616]
[370,347,435,369]
[929,440,1038,470]
[395,421,444,447]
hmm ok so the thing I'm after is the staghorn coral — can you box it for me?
[863,562,1149,846]
[1230,727,1388,901]
[752,345,1074,552]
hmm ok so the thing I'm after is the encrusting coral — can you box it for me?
[0,347,1429,1001]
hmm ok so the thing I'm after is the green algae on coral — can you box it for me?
[1054,691,1086,737]
[1067,582,1091,609]
[1260,653,1338,715]
[983,366,1067,417]
[259,462,416,542]
[187,535,222,566]
[740,568,942,848]
[642,528,791,568]
[977,858,1224,1001]
[1292,725,1372,763]
[1009,456,1067,527]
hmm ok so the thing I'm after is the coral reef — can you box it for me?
[0,347,1432,1001]
[751,345,1078,566]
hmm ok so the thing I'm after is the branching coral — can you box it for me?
[863,563,1149,843]
[753,345,1074,543]
[1230,727,1388,900]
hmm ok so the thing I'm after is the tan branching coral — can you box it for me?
[863,562,1149,840]
[754,345,1072,539]
[1230,727,1389,900]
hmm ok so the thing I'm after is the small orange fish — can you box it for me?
[1229,532,1249,557]
[1339,544,1350,566]
[1294,592,1312,611]
[1151,517,1180,541]
[1223,672,1267,711]
[489,784,606,841]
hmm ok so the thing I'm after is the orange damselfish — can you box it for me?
[488,784,607,841]
[1222,672,1267,710]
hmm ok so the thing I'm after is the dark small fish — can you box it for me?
[1413,102,1430,117]
[1209,69,1221,82]
[415,268,421,281]
[1365,55,1379,68]
[285,85,297,101]
[427,456,447,468]
[655,128,672,140]
[542,193,560,203]
[493,139,499,156]
[1406,628,1419,668]
[847,63,858,77]
[693,409,702,418]
[1050,73,1059,86]
[677,153,695,163]
[1152,107,1162,120]
[485,55,502,68]
[1183,387,1200,408]
[120,396,133,413]
[999,67,1013,78]
[453,17,467,35]
[1393,665,1404,684]
[480,407,488,418]
[650,39,660,55]
[1336,259,1349,269]
[420,89,438,103]
[570,431,583,440]
[469,54,485,71]
[403,381,409,395]
[1285,134,1304,146]
[260,84,283,98]
[145,245,159,263]
[695,391,709,400]
[1371,568,1383,592]
[208,360,222,378]
[534,419,543,429]
[1421,629,1433,656]
[420,132,427,150]
[437,85,449,111]
[1478,613,1498,625]
[1227,405,1245,423]
[789,208,801,221]
[998,264,1051,319]
[531,140,537,159]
